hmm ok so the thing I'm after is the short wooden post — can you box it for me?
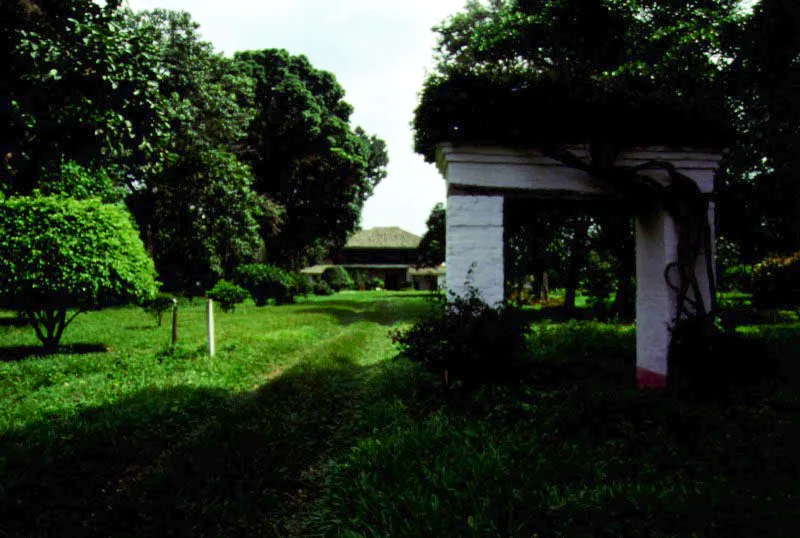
[171,298,178,346]
[206,299,215,357]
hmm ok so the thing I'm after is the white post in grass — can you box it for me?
[206,298,215,357]
[171,298,178,346]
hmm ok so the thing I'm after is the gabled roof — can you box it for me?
[344,227,421,249]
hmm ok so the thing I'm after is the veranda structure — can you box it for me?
[436,144,722,388]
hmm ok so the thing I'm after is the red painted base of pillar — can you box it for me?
[637,367,667,389]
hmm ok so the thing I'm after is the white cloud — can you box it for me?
[125,0,466,234]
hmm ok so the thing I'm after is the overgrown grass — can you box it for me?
[1,292,799,537]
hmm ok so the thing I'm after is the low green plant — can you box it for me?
[367,276,385,290]
[390,286,530,387]
[313,280,335,296]
[722,263,754,293]
[206,279,248,312]
[581,250,617,308]
[753,252,800,307]
[141,292,175,327]
[322,266,355,291]
[234,263,296,305]
[293,273,315,297]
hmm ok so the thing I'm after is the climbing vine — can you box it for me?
[541,143,720,358]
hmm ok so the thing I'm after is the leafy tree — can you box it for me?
[417,203,446,268]
[0,195,158,351]
[123,10,279,291]
[233,263,297,306]
[236,49,388,268]
[719,0,800,258]
[2,0,170,195]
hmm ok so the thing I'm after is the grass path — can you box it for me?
[0,292,431,537]
[2,293,799,537]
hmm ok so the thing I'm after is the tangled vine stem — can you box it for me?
[543,146,718,354]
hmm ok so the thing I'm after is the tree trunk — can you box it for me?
[540,271,549,300]
[564,219,590,311]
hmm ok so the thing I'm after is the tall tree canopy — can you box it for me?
[124,9,274,291]
[236,49,388,268]
[2,3,387,290]
[415,0,741,160]
[1,0,169,195]
[719,0,800,258]
[417,202,446,268]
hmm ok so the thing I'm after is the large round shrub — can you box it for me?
[322,266,354,291]
[234,263,296,305]
[0,195,158,351]
[206,279,249,312]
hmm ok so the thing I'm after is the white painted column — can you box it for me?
[446,194,504,305]
[635,209,678,388]
[635,202,716,388]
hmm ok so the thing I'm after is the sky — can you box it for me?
[124,0,468,236]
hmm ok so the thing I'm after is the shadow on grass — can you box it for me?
[0,343,109,362]
[295,298,432,327]
[0,354,375,537]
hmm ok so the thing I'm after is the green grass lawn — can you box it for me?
[1,291,799,536]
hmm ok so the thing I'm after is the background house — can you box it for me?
[302,227,445,290]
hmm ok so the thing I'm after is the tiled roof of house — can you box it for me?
[344,227,421,249]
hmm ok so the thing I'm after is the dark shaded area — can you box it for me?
[0,313,27,327]
[521,305,614,323]
[0,343,108,362]
[311,324,800,537]
[0,356,371,537]
[294,297,432,327]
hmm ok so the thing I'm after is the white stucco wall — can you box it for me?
[446,194,504,306]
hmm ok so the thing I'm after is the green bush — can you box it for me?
[141,292,175,327]
[322,266,354,291]
[367,276,385,290]
[0,195,157,351]
[293,273,315,297]
[581,250,617,307]
[390,287,530,387]
[313,280,334,296]
[234,263,296,305]
[721,264,754,293]
[38,160,124,203]
[753,252,800,307]
[207,280,248,313]
[349,269,368,290]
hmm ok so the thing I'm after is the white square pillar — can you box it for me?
[446,194,505,306]
[635,202,716,388]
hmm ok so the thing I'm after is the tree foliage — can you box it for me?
[0,195,157,351]
[236,49,388,268]
[2,0,169,194]
[719,0,800,257]
[124,10,276,291]
[414,0,741,161]
[417,202,446,268]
